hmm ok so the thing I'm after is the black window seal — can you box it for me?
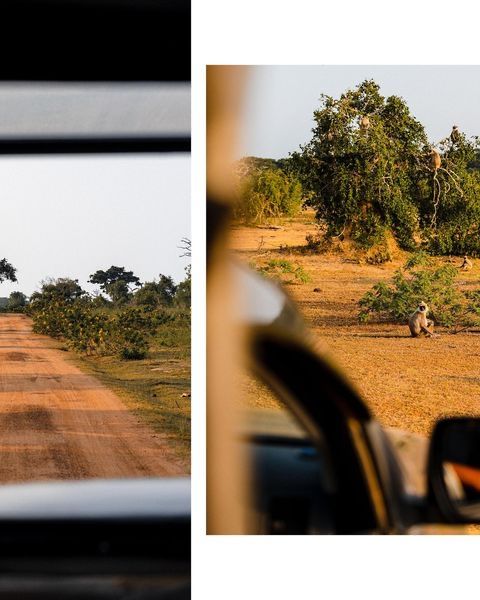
[0,136,190,155]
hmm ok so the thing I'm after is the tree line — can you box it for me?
[0,263,190,311]
[234,79,480,259]
[0,251,191,360]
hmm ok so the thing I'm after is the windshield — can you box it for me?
[0,85,190,485]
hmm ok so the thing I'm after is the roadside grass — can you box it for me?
[67,318,191,470]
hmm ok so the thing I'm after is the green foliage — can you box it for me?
[28,258,189,361]
[6,291,27,312]
[89,266,140,301]
[31,278,85,303]
[235,156,283,177]
[29,298,161,360]
[403,250,433,270]
[134,275,177,308]
[255,259,311,284]
[30,298,107,351]
[106,279,131,305]
[0,258,17,284]
[290,80,429,250]
[358,259,467,326]
[108,307,156,360]
[284,79,480,256]
[420,131,480,256]
[155,309,190,347]
[174,265,191,308]
[234,163,304,224]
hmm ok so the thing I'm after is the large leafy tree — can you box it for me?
[30,278,85,303]
[7,291,27,311]
[290,80,431,249]
[89,266,140,301]
[134,275,177,308]
[0,258,17,284]
[106,279,131,305]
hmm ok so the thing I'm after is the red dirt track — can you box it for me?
[0,314,183,483]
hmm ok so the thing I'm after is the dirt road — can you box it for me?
[0,314,184,483]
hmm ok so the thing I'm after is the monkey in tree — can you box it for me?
[450,124,460,144]
[408,301,435,337]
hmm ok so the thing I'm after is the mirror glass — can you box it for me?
[436,420,480,520]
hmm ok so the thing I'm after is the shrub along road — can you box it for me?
[0,313,184,482]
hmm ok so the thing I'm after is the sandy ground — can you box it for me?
[0,314,184,483]
[231,213,480,493]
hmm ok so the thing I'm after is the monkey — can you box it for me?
[431,148,441,170]
[450,124,460,144]
[459,255,473,271]
[360,115,370,130]
[408,301,435,337]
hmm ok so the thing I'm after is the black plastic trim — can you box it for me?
[0,137,190,155]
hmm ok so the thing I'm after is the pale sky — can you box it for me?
[239,66,480,159]
[0,154,190,297]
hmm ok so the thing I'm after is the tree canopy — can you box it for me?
[0,258,17,284]
[175,265,191,308]
[265,79,480,257]
[289,80,431,250]
[30,278,85,303]
[89,266,141,301]
[7,291,27,311]
[134,274,177,308]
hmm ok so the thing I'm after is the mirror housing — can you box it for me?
[428,417,480,524]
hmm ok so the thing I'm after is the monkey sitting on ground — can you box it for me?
[408,301,436,337]
[459,255,473,271]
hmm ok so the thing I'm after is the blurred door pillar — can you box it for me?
[207,66,250,534]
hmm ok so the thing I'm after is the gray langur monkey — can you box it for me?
[450,124,460,144]
[459,255,473,271]
[408,301,435,337]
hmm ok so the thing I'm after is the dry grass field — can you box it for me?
[231,211,480,490]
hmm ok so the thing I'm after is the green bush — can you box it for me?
[107,306,156,359]
[7,291,27,312]
[235,166,304,224]
[255,259,311,284]
[403,250,433,270]
[28,264,190,361]
[30,299,110,354]
[30,299,161,360]
[358,260,466,326]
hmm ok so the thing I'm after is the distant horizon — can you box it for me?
[0,154,190,297]
[238,66,480,160]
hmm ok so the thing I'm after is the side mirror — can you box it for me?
[428,418,480,523]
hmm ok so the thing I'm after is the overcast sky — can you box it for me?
[0,154,190,297]
[239,66,480,159]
